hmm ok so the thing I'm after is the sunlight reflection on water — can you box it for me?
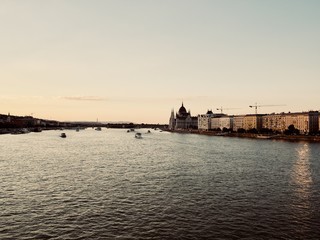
[290,143,313,229]
[0,129,320,239]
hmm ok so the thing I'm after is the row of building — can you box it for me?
[169,103,320,134]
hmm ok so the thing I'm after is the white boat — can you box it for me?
[216,132,228,136]
[135,133,142,139]
[60,133,67,138]
[21,128,30,134]
[256,135,271,139]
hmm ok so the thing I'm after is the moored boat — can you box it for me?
[256,135,271,139]
[60,133,67,138]
[135,132,142,139]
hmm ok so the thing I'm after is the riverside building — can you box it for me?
[169,105,319,134]
[243,114,263,131]
[284,111,318,134]
[210,116,233,131]
[233,115,245,132]
[262,111,319,134]
[197,110,225,130]
[169,103,198,130]
[219,116,234,131]
[262,113,287,133]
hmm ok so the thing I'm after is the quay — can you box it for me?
[166,129,320,143]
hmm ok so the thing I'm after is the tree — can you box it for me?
[288,124,295,132]
[248,128,258,134]
[222,127,229,132]
[237,128,246,133]
[284,124,299,135]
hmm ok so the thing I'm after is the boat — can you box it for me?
[216,132,228,136]
[256,135,271,139]
[60,133,67,138]
[33,127,42,132]
[135,132,142,139]
[21,128,30,134]
[95,127,102,131]
[11,128,30,134]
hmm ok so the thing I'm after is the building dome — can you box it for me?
[178,103,187,115]
[206,109,213,115]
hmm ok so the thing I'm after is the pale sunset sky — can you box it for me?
[1,0,319,123]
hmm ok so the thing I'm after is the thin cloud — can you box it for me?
[175,96,213,101]
[62,96,108,102]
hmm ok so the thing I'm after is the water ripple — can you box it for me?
[0,129,320,239]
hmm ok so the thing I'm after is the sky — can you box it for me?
[1,0,319,123]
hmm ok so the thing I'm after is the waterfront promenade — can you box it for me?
[167,129,320,142]
[2,126,320,142]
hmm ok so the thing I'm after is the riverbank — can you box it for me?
[166,129,320,142]
[0,127,73,135]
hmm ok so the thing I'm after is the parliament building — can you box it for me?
[169,103,198,130]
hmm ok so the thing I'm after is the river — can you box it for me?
[1,128,319,239]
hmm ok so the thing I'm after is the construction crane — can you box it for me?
[249,103,285,114]
[216,107,239,114]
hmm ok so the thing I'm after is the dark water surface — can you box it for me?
[1,129,320,239]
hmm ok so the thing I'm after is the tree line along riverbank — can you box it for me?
[0,113,168,135]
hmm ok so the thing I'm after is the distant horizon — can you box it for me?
[2,104,319,125]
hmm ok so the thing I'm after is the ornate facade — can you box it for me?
[169,103,198,130]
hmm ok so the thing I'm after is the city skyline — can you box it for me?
[1,1,319,124]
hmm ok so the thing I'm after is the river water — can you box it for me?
[0,128,319,239]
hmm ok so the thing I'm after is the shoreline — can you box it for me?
[166,129,320,143]
[2,127,320,143]
[0,127,72,135]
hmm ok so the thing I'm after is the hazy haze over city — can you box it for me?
[1,0,319,123]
